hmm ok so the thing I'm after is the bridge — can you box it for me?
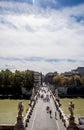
[14,87,82,130]
[25,87,66,130]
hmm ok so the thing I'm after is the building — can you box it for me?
[34,72,42,87]
[71,67,84,76]
[61,67,84,77]
[74,67,84,76]
[61,72,73,77]
[45,72,58,84]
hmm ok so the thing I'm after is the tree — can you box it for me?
[74,75,81,86]
[24,70,34,90]
[53,75,61,86]
[0,69,34,98]
[0,69,12,87]
[68,76,74,86]
[61,76,69,86]
[80,76,84,86]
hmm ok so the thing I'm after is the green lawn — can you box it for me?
[60,98,84,122]
[0,100,29,124]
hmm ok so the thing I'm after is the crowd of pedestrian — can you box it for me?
[36,87,58,120]
[46,105,57,119]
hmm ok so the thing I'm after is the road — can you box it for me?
[26,88,66,130]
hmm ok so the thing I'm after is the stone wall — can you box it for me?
[0,124,14,130]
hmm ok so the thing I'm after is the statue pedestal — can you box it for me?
[69,116,75,125]
[67,116,78,130]
[14,115,25,130]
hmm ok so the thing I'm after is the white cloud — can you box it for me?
[0,1,84,73]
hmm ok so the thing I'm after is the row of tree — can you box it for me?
[53,75,84,87]
[0,69,34,97]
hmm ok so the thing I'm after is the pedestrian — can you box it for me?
[46,106,49,113]
[49,109,52,118]
[55,111,57,119]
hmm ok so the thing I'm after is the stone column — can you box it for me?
[14,101,25,130]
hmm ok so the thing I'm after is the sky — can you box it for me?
[0,0,84,74]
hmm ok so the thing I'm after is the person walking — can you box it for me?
[55,111,57,119]
[46,106,50,113]
[49,109,52,118]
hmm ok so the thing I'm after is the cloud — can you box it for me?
[0,1,84,73]
[0,56,83,63]
[32,0,58,8]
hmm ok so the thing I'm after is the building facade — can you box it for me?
[62,67,84,77]
[34,72,42,87]
[45,72,58,84]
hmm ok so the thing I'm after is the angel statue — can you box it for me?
[18,101,24,116]
[68,101,74,117]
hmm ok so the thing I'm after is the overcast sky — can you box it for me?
[0,0,84,74]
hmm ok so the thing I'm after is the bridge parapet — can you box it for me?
[23,94,38,128]
[0,124,14,130]
[51,91,68,127]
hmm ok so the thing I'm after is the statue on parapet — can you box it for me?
[68,101,74,117]
[67,101,79,130]
[18,101,24,116]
